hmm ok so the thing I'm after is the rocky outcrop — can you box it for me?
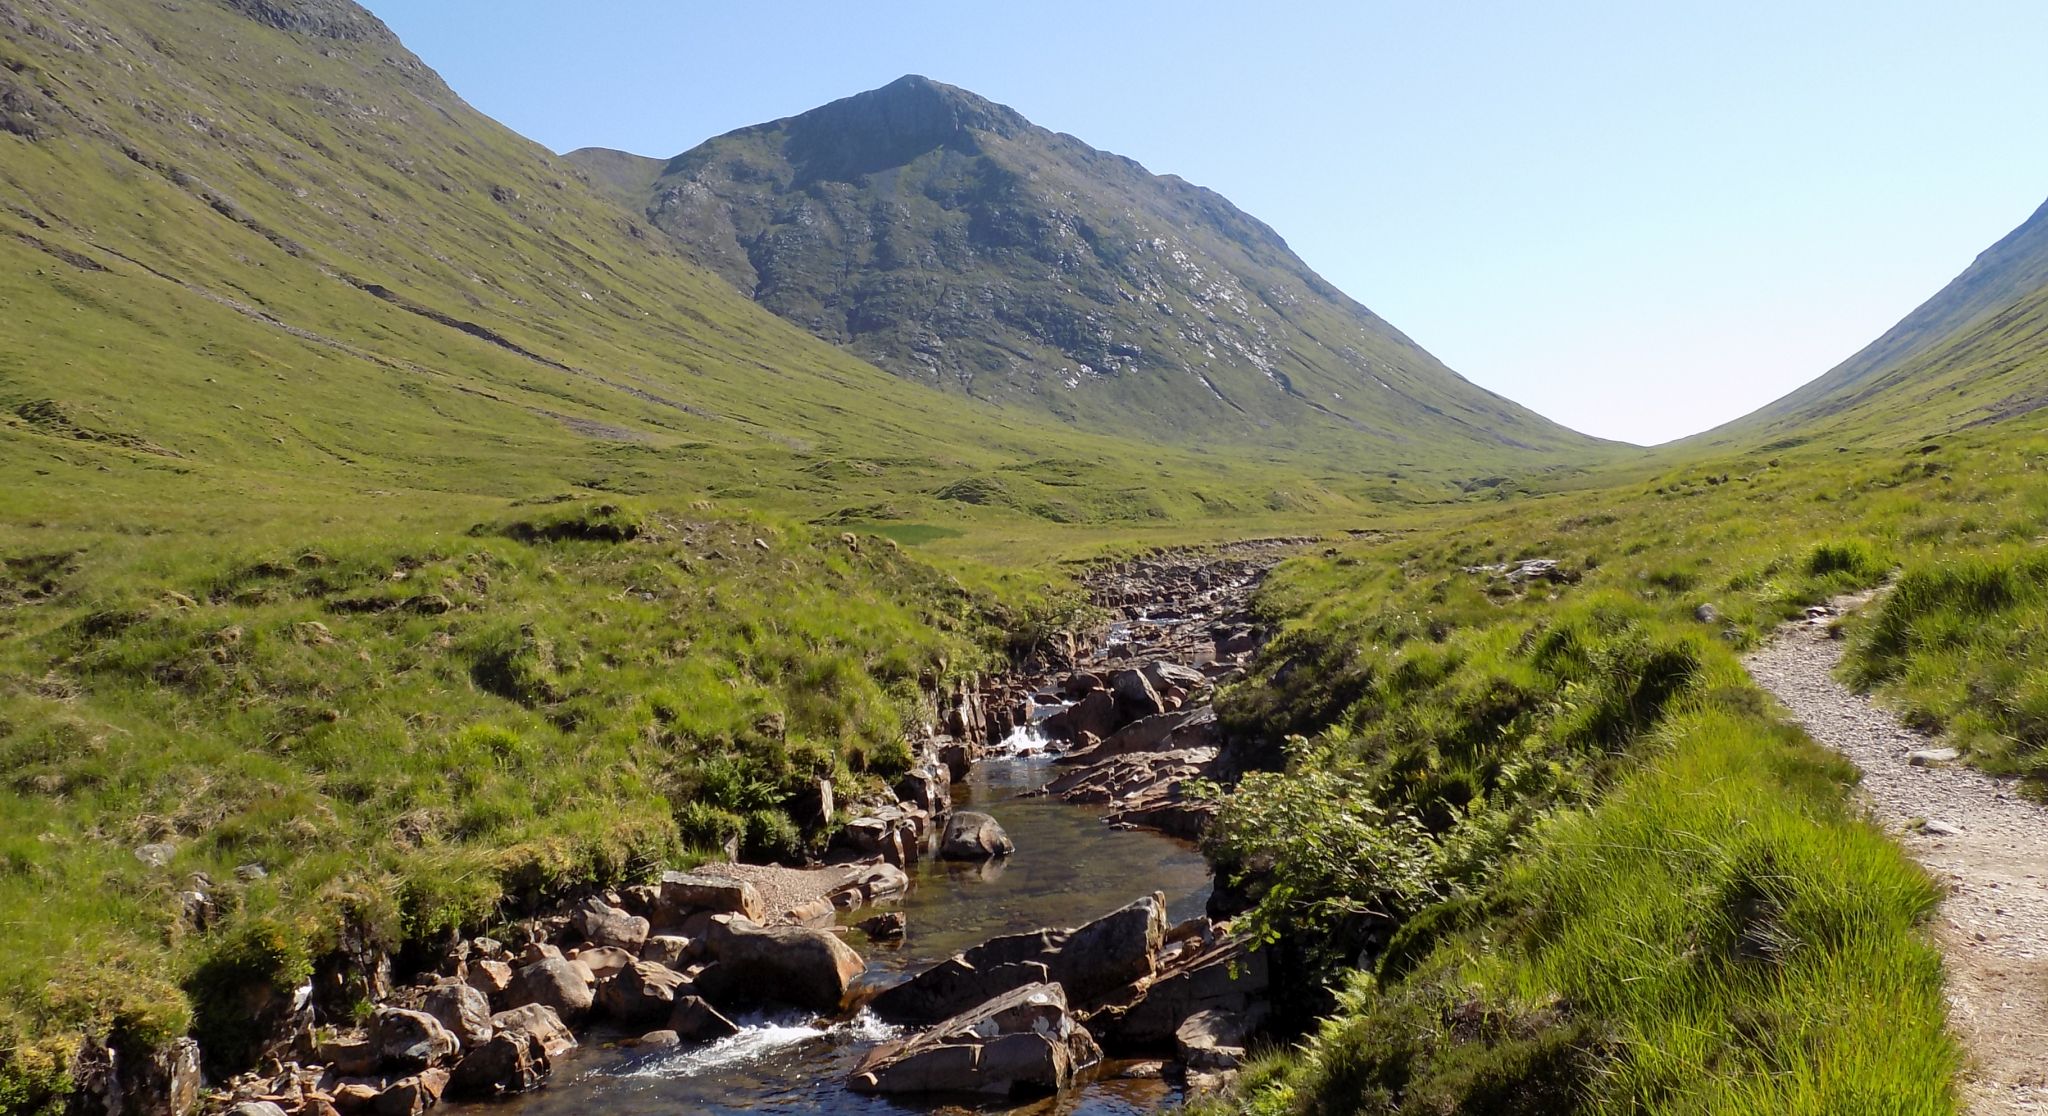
[850,982,1101,1097]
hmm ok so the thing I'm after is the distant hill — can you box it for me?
[573,75,1604,467]
[1695,196,2048,448]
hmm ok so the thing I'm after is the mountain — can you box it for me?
[0,0,1426,541]
[571,76,1604,466]
[1694,195,2048,448]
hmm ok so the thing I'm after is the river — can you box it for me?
[467,750,1216,1114]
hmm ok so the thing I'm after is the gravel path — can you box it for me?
[1747,613,2048,1115]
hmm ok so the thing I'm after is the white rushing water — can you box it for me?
[619,1010,900,1081]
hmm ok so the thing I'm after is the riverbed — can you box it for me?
[468,753,1215,1114]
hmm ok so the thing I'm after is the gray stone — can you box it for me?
[939,811,1013,860]
[506,957,594,1023]
[1908,748,1961,767]
[657,871,766,924]
[420,980,494,1052]
[595,960,691,1024]
[694,917,864,1013]
[1176,1008,1253,1071]
[850,982,1100,1097]
[573,898,650,952]
[488,1003,577,1059]
[639,934,694,968]
[667,995,740,1042]
[371,1006,459,1072]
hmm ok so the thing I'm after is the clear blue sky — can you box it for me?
[369,1,2048,446]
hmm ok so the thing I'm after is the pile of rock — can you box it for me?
[851,894,1268,1098]
[212,869,870,1115]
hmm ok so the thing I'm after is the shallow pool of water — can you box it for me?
[471,754,1213,1114]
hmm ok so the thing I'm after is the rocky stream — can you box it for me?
[201,542,1304,1116]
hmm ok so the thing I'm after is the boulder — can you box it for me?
[315,1033,382,1076]
[1093,937,1269,1050]
[1059,690,1118,742]
[937,739,977,782]
[1096,705,1215,757]
[1050,893,1165,1008]
[1176,1008,1256,1071]
[446,1027,551,1099]
[870,896,1160,1024]
[369,1068,447,1116]
[570,944,635,981]
[640,934,694,968]
[657,871,766,924]
[896,765,952,814]
[1108,669,1163,724]
[595,960,692,1024]
[694,917,864,1013]
[371,1006,459,1072]
[635,1030,681,1049]
[463,958,512,1001]
[230,1104,289,1116]
[420,980,494,1051]
[1141,660,1208,695]
[850,982,1100,1097]
[517,942,562,965]
[573,898,650,952]
[859,912,907,942]
[505,957,594,1023]
[489,1004,577,1059]
[938,811,1013,860]
[667,995,741,1043]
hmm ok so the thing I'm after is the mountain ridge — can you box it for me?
[576,74,1608,465]
[1692,194,2048,448]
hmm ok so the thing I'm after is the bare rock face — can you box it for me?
[693,917,864,1013]
[850,982,1100,1097]
[938,811,1013,860]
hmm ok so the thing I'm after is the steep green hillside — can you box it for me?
[1692,195,2048,450]
[576,76,1607,469]
[0,0,1424,555]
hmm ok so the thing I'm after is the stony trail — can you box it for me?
[1747,613,2048,1116]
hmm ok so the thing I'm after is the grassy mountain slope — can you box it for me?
[1692,195,2048,450]
[0,0,1414,558]
[575,75,1608,470]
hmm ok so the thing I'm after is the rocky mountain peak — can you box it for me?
[770,74,1027,183]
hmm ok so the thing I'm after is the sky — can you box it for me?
[369,1,2048,446]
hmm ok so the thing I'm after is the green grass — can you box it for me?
[1189,423,2048,1113]
[1845,548,2048,780]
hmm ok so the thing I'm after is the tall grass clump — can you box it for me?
[1847,549,2048,778]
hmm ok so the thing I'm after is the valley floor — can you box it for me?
[1749,604,2048,1115]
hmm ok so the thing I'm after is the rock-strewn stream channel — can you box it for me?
[207,542,1302,1116]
